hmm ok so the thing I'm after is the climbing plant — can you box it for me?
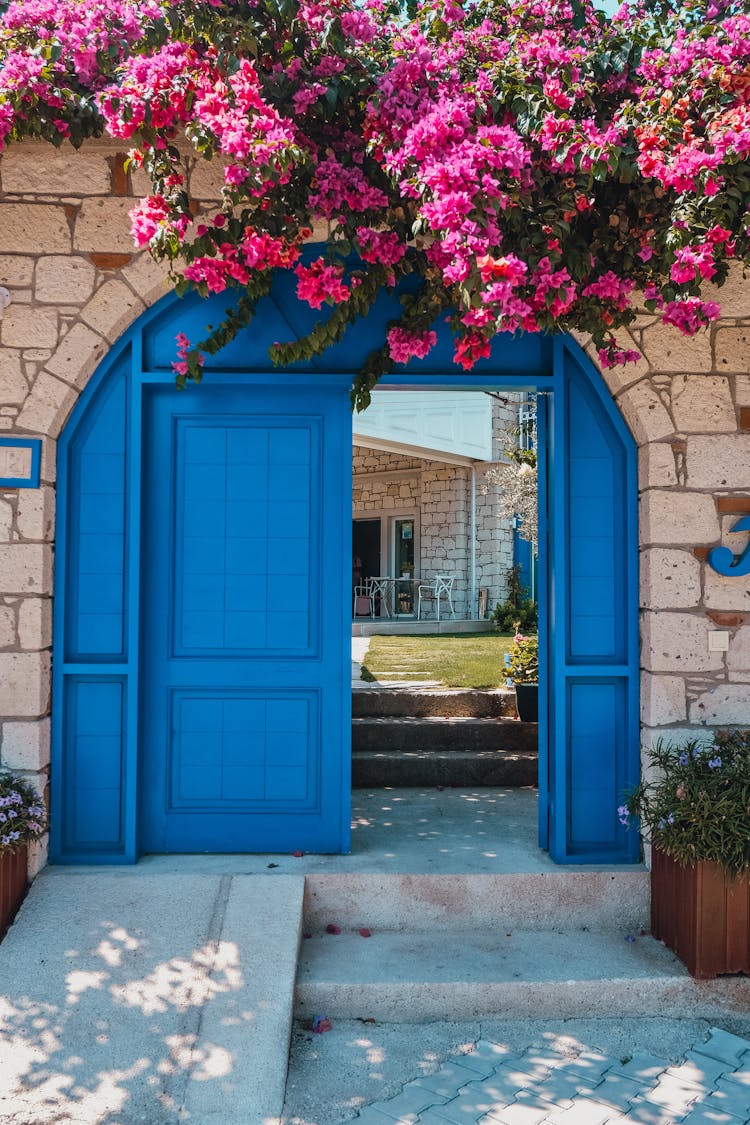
[1,0,749,406]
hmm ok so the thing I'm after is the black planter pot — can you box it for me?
[514,682,538,722]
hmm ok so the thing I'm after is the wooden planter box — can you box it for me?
[651,847,750,979]
[0,848,28,941]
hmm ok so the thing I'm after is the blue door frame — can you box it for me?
[51,277,639,864]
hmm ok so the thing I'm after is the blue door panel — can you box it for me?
[62,678,125,853]
[140,382,349,854]
[549,340,639,863]
[65,369,128,660]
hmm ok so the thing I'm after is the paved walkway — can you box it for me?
[351,1028,750,1125]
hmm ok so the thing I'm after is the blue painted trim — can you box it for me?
[124,347,142,863]
[536,394,549,851]
[0,437,41,487]
[549,338,568,864]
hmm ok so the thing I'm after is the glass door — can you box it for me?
[393,517,415,615]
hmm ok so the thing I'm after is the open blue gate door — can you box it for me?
[140,379,351,853]
[547,338,640,863]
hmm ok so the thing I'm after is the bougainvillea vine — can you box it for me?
[1,0,749,407]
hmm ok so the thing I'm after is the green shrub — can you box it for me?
[492,565,537,632]
[504,632,539,684]
[623,731,750,876]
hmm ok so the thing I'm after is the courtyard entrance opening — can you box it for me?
[50,275,640,866]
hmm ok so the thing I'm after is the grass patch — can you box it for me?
[361,632,515,689]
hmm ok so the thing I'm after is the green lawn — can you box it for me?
[360,632,514,689]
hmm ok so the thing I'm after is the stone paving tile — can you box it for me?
[456,1050,514,1079]
[610,1054,671,1084]
[640,1072,707,1114]
[461,1066,547,1107]
[542,1096,618,1125]
[723,1070,750,1091]
[623,1097,685,1125]
[665,1052,736,1090]
[415,1061,487,1098]
[369,1081,450,1123]
[486,1094,555,1124]
[424,1088,513,1124]
[696,1032,750,1069]
[459,1042,520,1069]
[708,1080,750,1119]
[589,1073,646,1112]
[355,1029,750,1125]
[679,1104,747,1124]
[521,1066,597,1108]
[355,1107,405,1125]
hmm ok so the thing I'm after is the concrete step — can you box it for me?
[302,871,651,933]
[352,749,537,787]
[352,688,516,719]
[295,928,750,1022]
[352,716,537,754]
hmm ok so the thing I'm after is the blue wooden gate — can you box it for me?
[139,382,350,853]
[52,294,352,860]
[546,338,640,863]
[51,281,638,864]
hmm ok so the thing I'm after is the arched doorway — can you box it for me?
[51,275,639,864]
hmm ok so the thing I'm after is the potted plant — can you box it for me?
[504,630,539,722]
[0,772,47,940]
[623,731,750,979]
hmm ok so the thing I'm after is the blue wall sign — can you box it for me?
[707,517,750,577]
[0,438,41,488]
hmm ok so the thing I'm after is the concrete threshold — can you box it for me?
[295,928,750,1023]
[0,871,304,1125]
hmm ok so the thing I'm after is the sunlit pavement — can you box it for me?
[283,1022,750,1125]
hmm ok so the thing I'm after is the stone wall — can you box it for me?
[2,140,750,870]
[353,393,518,618]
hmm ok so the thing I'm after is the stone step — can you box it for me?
[352,688,517,719]
[352,749,537,787]
[302,871,651,933]
[352,716,537,754]
[295,928,750,1022]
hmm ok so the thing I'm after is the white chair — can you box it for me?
[416,574,456,621]
[367,576,393,618]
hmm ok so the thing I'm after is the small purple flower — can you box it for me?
[28,806,44,817]
[617,804,630,826]
[28,821,40,833]
[6,810,16,819]
[10,832,19,841]
[708,756,722,769]
[667,812,675,825]
[678,752,689,766]
[0,814,6,824]
[1,836,9,846]
[9,792,21,805]
[658,818,666,830]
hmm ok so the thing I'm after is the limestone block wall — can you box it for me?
[1,140,750,870]
[352,395,518,618]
